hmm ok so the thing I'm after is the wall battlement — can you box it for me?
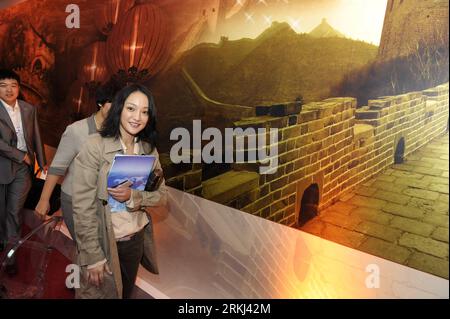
[165,82,449,227]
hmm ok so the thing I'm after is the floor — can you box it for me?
[0,223,75,299]
[301,133,449,279]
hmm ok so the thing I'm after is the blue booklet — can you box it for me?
[107,155,156,212]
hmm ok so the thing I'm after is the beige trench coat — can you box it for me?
[72,135,167,299]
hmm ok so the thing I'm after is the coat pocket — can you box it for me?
[77,265,119,299]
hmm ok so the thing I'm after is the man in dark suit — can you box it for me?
[0,69,46,274]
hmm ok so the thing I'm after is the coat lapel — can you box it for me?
[140,141,151,155]
[103,137,123,163]
[0,100,16,133]
[18,101,30,147]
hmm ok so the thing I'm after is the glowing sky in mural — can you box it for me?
[204,0,388,45]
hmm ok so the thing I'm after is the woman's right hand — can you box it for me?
[87,262,113,287]
[35,199,50,219]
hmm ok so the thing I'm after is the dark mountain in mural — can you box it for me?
[157,22,377,107]
[151,22,377,151]
[309,18,345,38]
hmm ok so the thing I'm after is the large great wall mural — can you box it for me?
[1,0,448,278]
[167,82,449,225]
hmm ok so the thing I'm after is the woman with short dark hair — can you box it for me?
[72,83,167,299]
[99,84,158,148]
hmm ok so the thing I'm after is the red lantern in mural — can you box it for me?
[79,41,110,85]
[96,0,135,35]
[106,3,170,83]
[66,80,95,121]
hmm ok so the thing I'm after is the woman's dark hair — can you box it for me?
[100,83,157,151]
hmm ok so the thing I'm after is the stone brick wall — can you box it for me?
[164,82,449,228]
[379,0,449,60]
[163,153,204,196]
[232,96,357,225]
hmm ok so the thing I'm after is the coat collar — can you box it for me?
[103,136,151,155]
[87,114,97,135]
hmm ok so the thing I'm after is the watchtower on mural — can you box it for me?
[378,0,449,60]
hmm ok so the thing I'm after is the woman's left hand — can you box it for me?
[107,181,132,203]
